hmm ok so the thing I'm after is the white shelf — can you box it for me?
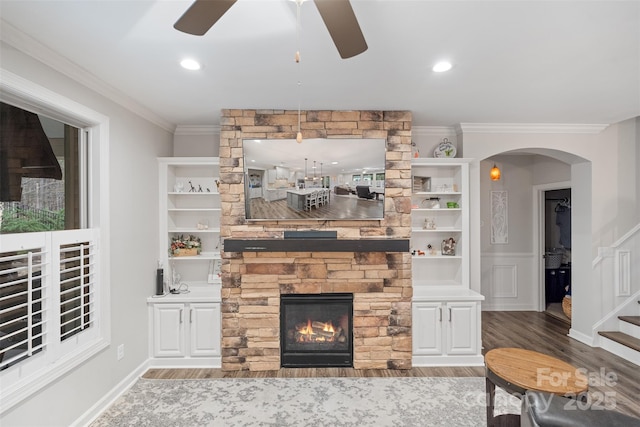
[414,191,462,196]
[147,283,221,303]
[412,208,461,212]
[169,228,221,233]
[412,255,462,260]
[169,251,221,260]
[412,286,484,301]
[168,192,219,196]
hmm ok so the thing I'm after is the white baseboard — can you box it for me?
[71,359,151,427]
[481,304,537,311]
[568,328,594,346]
[412,354,485,367]
[147,356,221,368]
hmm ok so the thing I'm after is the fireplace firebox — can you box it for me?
[280,293,353,367]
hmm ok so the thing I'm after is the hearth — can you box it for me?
[280,293,353,367]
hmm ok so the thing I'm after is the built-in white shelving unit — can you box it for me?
[410,158,484,366]
[159,157,222,287]
[148,157,222,367]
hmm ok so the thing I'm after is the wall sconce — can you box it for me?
[490,164,501,181]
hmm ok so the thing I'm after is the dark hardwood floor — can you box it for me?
[143,311,640,418]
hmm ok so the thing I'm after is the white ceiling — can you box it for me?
[1,0,638,130]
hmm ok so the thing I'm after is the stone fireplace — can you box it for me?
[219,110,412,371]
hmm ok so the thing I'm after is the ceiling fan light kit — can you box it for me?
[174,0,369,145]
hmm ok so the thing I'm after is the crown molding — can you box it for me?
[456,123,609,134]
[174,125,220,136]
[0,20,174,133]
[412,126,456,136]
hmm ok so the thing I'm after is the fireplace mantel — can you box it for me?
[224,238,409,253]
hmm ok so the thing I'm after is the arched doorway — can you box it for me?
[465,144,592,342]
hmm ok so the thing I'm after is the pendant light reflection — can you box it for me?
[490,164,501,181]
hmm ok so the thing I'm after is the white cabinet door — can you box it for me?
[153,303,185,357]
[445,302,477,355]
[413,301,479,357]
[412,302,443,355]
[189,303,221,357]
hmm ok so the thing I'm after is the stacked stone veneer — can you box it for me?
[219,110,413,371]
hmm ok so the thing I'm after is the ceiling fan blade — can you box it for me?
[314,0,368,59]
[174,0,237,36]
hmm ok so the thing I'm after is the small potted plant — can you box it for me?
[170,234,201,257]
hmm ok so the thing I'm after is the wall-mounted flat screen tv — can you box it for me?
[243,138,386,221]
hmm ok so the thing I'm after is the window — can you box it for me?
[362,173,373,182]
[375,173,385,181]
[352,175,361,182]
[0,103,83,234]
[0,72,108,413]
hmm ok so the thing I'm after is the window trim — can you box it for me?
[0,69,111,413]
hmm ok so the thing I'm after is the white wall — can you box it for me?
[1,42,172,426]
[173,126,220,157]
[461,121,638,340]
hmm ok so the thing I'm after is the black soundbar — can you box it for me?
[223,238,409,253]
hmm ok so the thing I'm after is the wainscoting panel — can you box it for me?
[481,253,536,311]
[615,249,631,297]
[490,265,517,298]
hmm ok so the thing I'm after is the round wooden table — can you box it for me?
[485,348,589,427]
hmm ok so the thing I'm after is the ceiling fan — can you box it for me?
[174,0,368,59]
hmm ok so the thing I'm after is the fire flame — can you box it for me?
[295,319,337,343]
[299,319,315,336]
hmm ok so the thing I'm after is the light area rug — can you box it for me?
[90,377,520,427]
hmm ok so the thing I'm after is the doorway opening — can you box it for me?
[542,188,572,324]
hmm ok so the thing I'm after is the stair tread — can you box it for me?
[598,331,640,352]
[619,316,640,327]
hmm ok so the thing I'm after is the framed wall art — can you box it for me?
[491,190,508,244]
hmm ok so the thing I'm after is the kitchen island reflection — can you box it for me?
[287,188,328,211]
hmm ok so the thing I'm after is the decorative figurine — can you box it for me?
[441,237,456,256]
[188,180,196,192]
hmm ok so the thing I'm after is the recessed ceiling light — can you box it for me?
[432,61,452,72]
[180,59,201,71]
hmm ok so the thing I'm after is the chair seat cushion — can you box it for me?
[521,391,640,427]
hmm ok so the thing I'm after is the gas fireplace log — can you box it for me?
[312,321,329,329]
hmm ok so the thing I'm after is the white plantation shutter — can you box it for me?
[0,229,100,404]
[59,241,95,341]
[0,246,48,370]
